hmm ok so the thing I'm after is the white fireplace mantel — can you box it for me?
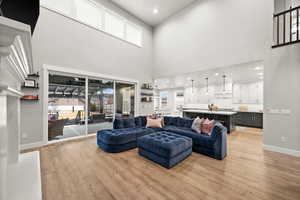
[0,16,41,200]
[0,16,33,82]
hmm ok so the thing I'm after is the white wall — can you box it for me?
[264,44,300,153]
[153,0,272,77]
[21,5,153,145]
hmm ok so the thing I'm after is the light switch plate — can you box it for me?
[280,109,291,115]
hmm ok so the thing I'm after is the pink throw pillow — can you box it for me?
[146,117,163,128]
[201,119,215,135]
[191,117,204,133]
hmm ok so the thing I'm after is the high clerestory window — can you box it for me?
[40,0,143,47]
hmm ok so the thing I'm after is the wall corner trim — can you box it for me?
[263,144,300,157]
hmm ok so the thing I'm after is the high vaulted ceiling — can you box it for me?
[110,0,197,26]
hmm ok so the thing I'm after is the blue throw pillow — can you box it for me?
[177,118,185,127]
[113,118,124,129]
[182,118,193,128]
[171,117,180,126]
[164,116,173,126]
[123,118,136,128]
[135,117,142,127]
[140,116,147,127]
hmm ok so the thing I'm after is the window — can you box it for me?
[105,11,125,39]
[40,0,76,17]
[75,0,103,29]
[41,0,143,47]
[126,23,142,46]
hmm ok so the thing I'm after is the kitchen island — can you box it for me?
[183,109,237,133]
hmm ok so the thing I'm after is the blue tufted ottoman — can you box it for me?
[137,131,193,169]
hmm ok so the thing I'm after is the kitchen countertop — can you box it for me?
[234,110,263,113]
[183,109,237,115]
[182,108,263,114]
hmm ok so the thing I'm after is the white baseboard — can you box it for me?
[20,141,45,151]
[263,144,300,157]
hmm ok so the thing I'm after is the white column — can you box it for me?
[0,95,8,200]
[7,96,20,164]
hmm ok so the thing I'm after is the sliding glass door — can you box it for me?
[115,82,136,118]
[48,72,137,141]
[87,79,114,134]
[48,73,86,141]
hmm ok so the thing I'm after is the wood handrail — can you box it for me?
[274,5,300,17]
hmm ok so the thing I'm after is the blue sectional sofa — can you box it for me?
[97,116,227,160]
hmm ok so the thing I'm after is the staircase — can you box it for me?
[273,6,300,48]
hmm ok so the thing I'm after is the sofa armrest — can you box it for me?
[211,123,227,160]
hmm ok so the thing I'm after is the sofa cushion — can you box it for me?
[98,128,143,145]
[163,126,215,148]
[123,118,136,128]
[136,128,157,137]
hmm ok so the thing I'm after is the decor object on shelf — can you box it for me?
[141,97,152,102]
[21,95,39,100]
[141,83,153,90]
[24,79,36,87]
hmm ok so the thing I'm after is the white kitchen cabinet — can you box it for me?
[233,81,263,104]
[233,84,241,103]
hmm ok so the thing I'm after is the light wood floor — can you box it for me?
[35,128,300,200]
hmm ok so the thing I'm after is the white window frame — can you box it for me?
[74,0,104,30]
[42,64,139,146]
[104,8,126,39]
[125,21,143,46]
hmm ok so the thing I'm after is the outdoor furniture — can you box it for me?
[48,119,67,140]
[90,113,106,123]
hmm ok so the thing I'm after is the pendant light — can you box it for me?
[205,77,209,95]
[191,79,194,93]
[222,75,226,92]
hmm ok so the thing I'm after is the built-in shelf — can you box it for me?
[141,94,153,97]
[141,88,153,91]
[21,86,39,89]
[21,98,39,101]
[27,73,40,78]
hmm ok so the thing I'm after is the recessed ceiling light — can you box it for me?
[258,72,263,76]
[254,66,262,70]
[153,8,158,14]
[215,73,219,76]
